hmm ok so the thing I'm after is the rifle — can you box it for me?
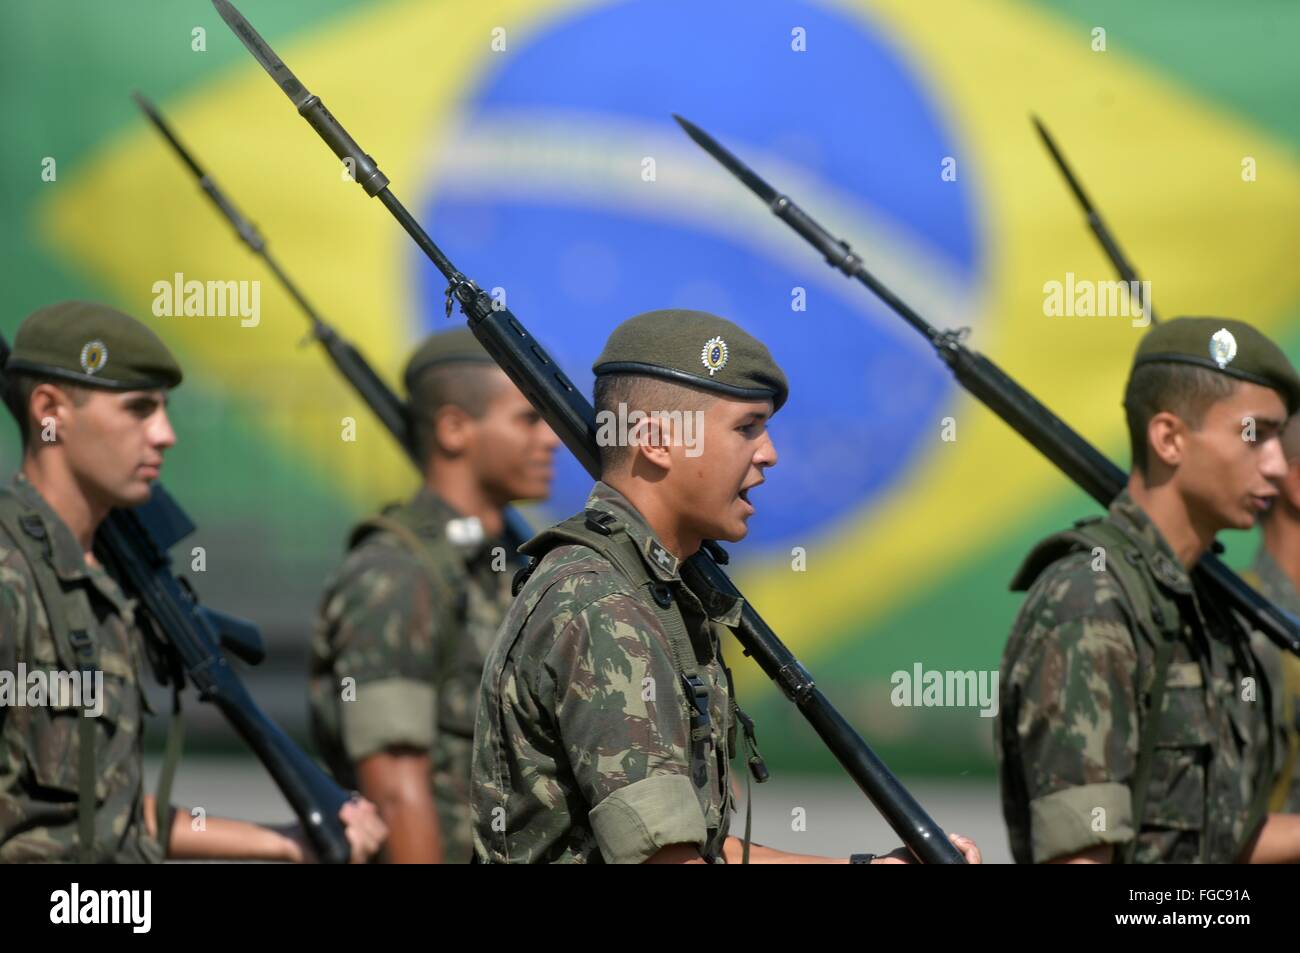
[671,114,1300,657]
[210,0,965,863]
[1032,116,1158,324]
[131,90,531,546]
[0,336,353,863]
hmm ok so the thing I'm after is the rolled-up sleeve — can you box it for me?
[589,773,707,864]
[340,677,437,762]
[321,546,441,761]
[1030,782,1134,862]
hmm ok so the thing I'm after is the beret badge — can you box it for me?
[80,340,109,376]
[1209,328,1238,369]
[701,336,729,377]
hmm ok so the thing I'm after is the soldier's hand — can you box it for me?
[948,833,981,864]
[285,797,388,863]
[875,832,982,864]
[338,796,387,863]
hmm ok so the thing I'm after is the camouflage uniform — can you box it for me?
[471,481,745,864]
[1243,548,1300,813]
[0,474,163,863]
[309,489,520,863]
[997,490,1274,863]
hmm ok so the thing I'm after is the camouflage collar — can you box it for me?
[1250,546,1300,616]
[1106,489,1194,596]
[586,481,744,625]
[8,473,133,614]
[410,488,495,557]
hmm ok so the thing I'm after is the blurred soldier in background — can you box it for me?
[310,329,559,862]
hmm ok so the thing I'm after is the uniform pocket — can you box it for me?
[1141,678,1213,861]
[24,667,133,802]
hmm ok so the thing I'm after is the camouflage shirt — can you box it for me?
[997,490,1273,863]
[471,481,742,864]
[1244,547,1300,813]
[0,473,162,863]
[309,489,520,863]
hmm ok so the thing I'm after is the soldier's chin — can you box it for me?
[503,471,553,504]
[710,515,750,544]
[114,479,155,508]
[1227,501,1260,530]
[516,478,553,503]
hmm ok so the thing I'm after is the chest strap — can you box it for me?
[350,506,469,698]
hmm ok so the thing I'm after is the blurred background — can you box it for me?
[4,0,1300,860]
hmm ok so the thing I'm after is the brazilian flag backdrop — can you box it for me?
[4,0,1300,773]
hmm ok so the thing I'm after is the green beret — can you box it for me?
[403,328,494,394]
[5,300,182,390]
[593,309,788,412]
[1132,316,1300,413]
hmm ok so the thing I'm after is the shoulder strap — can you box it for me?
[1275,656,1300,811]
[350,506,468,690]
[1012,517,1179,647]
[521,511,700,677]
[350,503,468,589]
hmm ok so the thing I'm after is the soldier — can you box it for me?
[1243,415,1300,812]
[470,309,982,864]
[998,316,1300,863]
[309,329,559,863]
[0,300,386,863]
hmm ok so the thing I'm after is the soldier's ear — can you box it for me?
[1146,410,1186,470]
[27,382,73,445]
[432,404,476,456]
[630,416,674,474]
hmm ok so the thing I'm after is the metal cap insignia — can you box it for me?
[701,336,728,376]
[1209,328,1238,369]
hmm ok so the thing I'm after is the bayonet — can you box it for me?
[1031,115,1158,323]
[675,114,1299,656]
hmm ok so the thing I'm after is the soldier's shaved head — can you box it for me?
[408,362,509,461]
[1124,362,1238,475]
[593,373,716,473]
